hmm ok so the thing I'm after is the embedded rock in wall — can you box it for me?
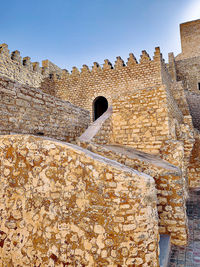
[0,135,159,266]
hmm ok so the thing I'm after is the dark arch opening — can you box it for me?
[93,96,108,121]
[36,132,44,136]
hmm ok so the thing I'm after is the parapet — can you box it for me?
[0,43,63,87]
[48,46,164,80]
[0,43,167,91]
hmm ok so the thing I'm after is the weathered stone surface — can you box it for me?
[0,134,159,266]
[79,141,188,245]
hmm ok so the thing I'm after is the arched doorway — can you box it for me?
[93,96,108,121]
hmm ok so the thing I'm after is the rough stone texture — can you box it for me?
[160,59,184,125]
[0,76,90,142]
[111,85,192,156]
[0,43,62,88]
[40,75,58,96]
[167,29,200,192]
[0,135,159,266]
[78,82,183,154]
[111,86,171,154]
[78,141,188,246]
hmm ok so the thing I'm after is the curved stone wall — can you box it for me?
[0,135,159,266]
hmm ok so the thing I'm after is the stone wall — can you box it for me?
[0,76,90,142]
[80,142,188,246]
[188,131,200,188]
[157,140,190,244]
[110,77,193,159]
[0,43,62,88]
[0,134,159,266]
[176,19,200,60]
[40,76,58,96]
[174,56,200,93]
[41,48,163,119]
[111,86,170,154]
[186,91,200,131]
[168,80,190,117]
[161,61,183,120]
[164,55,195,177]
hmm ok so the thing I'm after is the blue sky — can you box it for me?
[1,0,200,70]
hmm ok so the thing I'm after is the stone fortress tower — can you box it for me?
[0,18,199,266]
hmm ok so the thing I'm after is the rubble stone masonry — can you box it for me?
[0,135,159,266]
[80,141,188,246]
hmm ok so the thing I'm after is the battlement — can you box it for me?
[50,47,164,80]
[0,43,62,87]
[0,43,166,91]
[41,47,169,117]
[0,43,45,74]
